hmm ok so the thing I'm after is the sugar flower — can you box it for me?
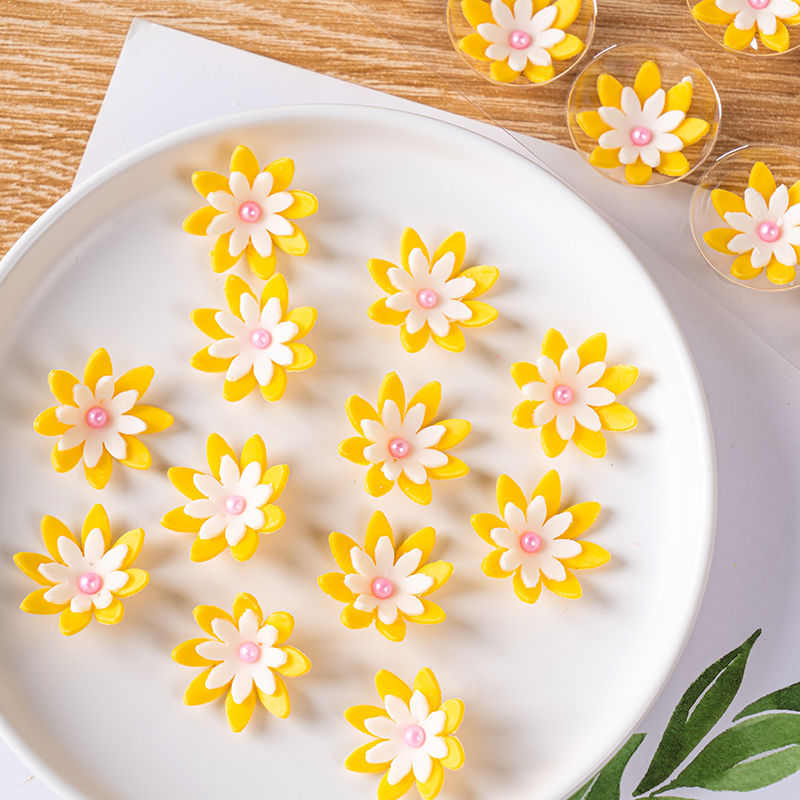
[172,593,310,733]
[511,329,638,458]
[162,433,288,563]
[345,667,465,800]
[692,0,800,52]
[14,505,149,635]
[368,228,499,353]
[577,61,711,186]
[183,145,318,279]
[191,273,317,402]
[33,348,173,489]
[339,372,470,505]
[703,161,800,285]
[318,510,453,642]
[459,0,584,84]
[472,471,608,604]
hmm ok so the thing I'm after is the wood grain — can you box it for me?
[1,0,799,259]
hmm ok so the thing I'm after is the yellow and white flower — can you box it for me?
[692,0,800,52]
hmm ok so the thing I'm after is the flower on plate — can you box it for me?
[368,228,499,353]
[14,505,149,635]
[339,372,470,505]
[162,433,288,563]
[318,510,453,642]
[703,161,800,285]
[172,593,310,733]
[577,61,711,186]
[33,348,173,489]
[191,273,317,402]
[344,667,465,800]
[511,329,638,458]
[472,471,608,604]
[458,0,584,84]
[183,145,318,279]
[692,0,800,52]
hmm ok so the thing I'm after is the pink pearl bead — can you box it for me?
[630,126,652,147]
[85,406,108,428]
[552,384,573,405]
[758,221,781,243]
[78,572,102,594]
[238,201,262,223]
[238,642,261,663]
[388,437,410,459]
[520,532,542,553]
[509,29,531,49]
[372,577,395,599]
[225,495,246,515]
[404,724,427,748]
[416,289,438,309]
[749,0,769,8]
[250,328,272,349]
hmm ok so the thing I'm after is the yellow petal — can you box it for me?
[183,206,219,235]
[14,552,54,586]
[561,501,601,539]
[673,118,710,147]
[341,603,374,629]
[259,365,287,402]
[577,111,611,141]
[172,637,217,667]
[490,59,521,83]
[119,435,151,470]
[230,145,260,184]
[225,274,254,319]
[239,435,266,474]
[408,381,441,427]
[418,759,445,800]
[625,160,653,186]
[561,541,611,570]
[378,372,405,414]
[48,369,79,405]
[162,507,203,533]
[481,548,513,579]
[416,560,454,595]
[513,570,543,604]
[184,667,228,705]
[750,161,777,201]
[541,418,568,457]
[496,474,527,514]
[724,22,756,49]
[276,646,311,677]
[712,188,746,217]
[20,587,64,614]
[396,525,435,564]
[634,60,661,104]
[471,512,505,545]
[230,529,260,562]
[595,364,638,395]
[401,324,430,353]
[284,190,318,219]
[512,398,540,429]
[83,348,112,392]
[426,455,469,481]
[461,0,494,28]
[33,407,68,436]
[115,568,148,598]
[286,343,316,372]
[432,326,466,353]
[223,372,258,402]
[664,80,693,114]
[460,265,499,299]
[523,63,555,83]
[261,505,286,533]
[511,361,539,389]
[760,19,790,52]
[339,436,370,466]
[266,611,295,645]
[85,449,114,488]
[731,253,763,280]
[766,258,796,285]
[318,571,356,603]
[432,231,466,276]
[232,592,263,624]
[126,405,173,434]
[414,667,442,709]
[191,170,229,197]
[375,669,412,703]
[194,605,235,637]
[379,773,415,800]
[94,597,124,625]
[285,306,317,338]
[400,227,429,268]
[346,394,381,436]
[460,300,498,328]
[273,224,309,257]
[788,180,800,206]
[442,698,465,733]
[376,616,407,641]
[553,0,581,28]
[81,503,110,548]
[190,534,229,562]
[703,228,737,255]
[656,152,690,178]
[191,345,230,373]
[245,243,277,280]
[597,402,638,431]
[542,567,582,598]
[365,510,394,557]
[577,333,607,369]
[693,0,735,24]
[441,735,466,770]
[345,704,389,735]
[532,470,561,518]
[368,258,400,294]
[398,474,433,505]
[548,33,583,61]
[60,608,92,635]
[435,418,471,449]
[260,272,289,315]
[191,308,228,340]
[365,464,394,497]
[572,424,607,458]
[41,515,78,562]
[264,157,295,193]
[590,146,622,169]
[541,328,568,364]
[597,73,623,107]
[226,687,257,732]
[345,742,391,772]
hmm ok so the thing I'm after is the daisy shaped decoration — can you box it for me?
[191,273,317,402]
[368,228,499,353]
[162,433,288,562]
[472,471,608,604]
[318,510,453,642]
[345,667,465,800]
[172,593,311,733]
[577,61,711,185]
[339,372,470,505]
[14,505,149,635]
[511,329,638,458]
[703,161,800,284]
[692,0,800,52]
[183,145,318,279]
[33,348,173,489]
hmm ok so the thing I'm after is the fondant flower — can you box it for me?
[472,472,608,604]
[318,510,453,642]
[345,668,465,800]
[339,372,470,505]
[511,329,638,458]
[162,433,288,562]
[459,0,584,84]
[191,273,317,402]
[577,61,711,185]
[368,228,499,353]
[692,0,800,52]
[703,161,800,284]
[183,145,318,279]
[33,348,173,489]
[14,505,149,635]
[172,593,310,733]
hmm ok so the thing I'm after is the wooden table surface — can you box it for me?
[1,0,798,260]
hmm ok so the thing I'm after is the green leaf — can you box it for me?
[735,681,800,721]
[566,734,645,800]
[633,629,761,795]
[662,713,800,792]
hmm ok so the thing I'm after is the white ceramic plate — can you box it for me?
[0,106,715,800]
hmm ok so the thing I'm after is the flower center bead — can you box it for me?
[404,724,427,748]
[78,572,102,594]
[85,406,108,428]
[749,0,770,8]
[250,328,272,349]
[238,201,262,223]
[388,437,410,459]
[509,29,531,49]
[520,532,542,553]
[552,384,573,405]
[225,495,246,515]
[758,221,781,242]
[630,126,652,146]
[371,577,394,599]
[416,289,438,309]
[238,642,261,663]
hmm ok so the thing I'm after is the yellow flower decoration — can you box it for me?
[14,505,149,636]
[183,144,318,279]
[339,372,471,505]
[318,510,453,642]
[577,61,711,186]
[368,228,499,353]
[33,347,173,489]
[345,667,465,800]
[511,329,638,458]
[172,593,311,733]
[472,471,608,604]
[162,433,288,563]
[458,0,584,84]
[703,161,800,285]
[191,273,317,402]
[692,0,800,52]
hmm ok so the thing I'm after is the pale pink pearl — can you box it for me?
[553,384,573,405]
[85,406,108,428]
[225,495,246,515]
[509,29,531,49]
[520,532,542,553]
[250,328,272,349]
[749,0,769,8]
[416,289,438,309]
[404,724,427,748]
[758,221,781,243]
[78,572,102,594]
[238,201,262,223]
[388,437,410,459]
[372,577,394,599]
[238,642,261,663]
[630,126,652,147]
